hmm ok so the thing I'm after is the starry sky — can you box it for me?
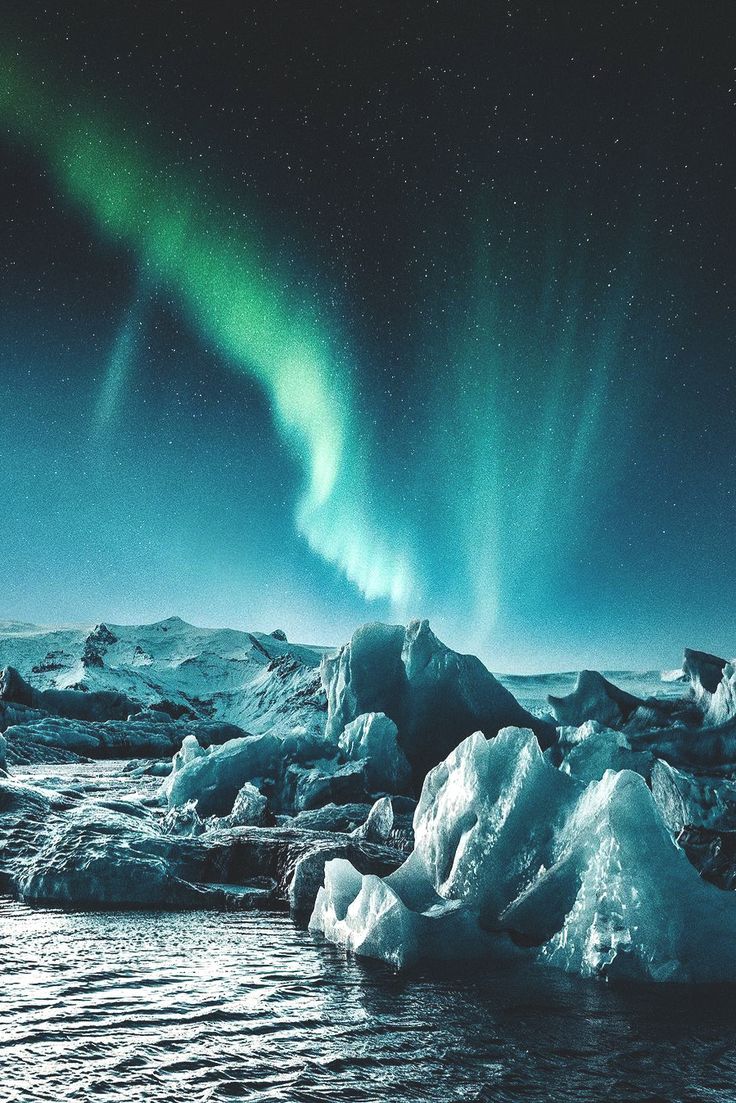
[1,2,734,671]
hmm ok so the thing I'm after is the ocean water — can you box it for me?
[4,894,736,1103]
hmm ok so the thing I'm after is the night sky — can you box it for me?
[1,2,734,671]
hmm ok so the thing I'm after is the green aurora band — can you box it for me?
[0,46,415,607]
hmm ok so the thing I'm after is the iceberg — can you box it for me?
[311,728,575,968]
[225,781,268,827]
[311,726,736,982]
[322,620,555,789]
[338,712,412,793]
[161,733,283,817]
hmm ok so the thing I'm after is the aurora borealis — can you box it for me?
[0,43,413,608]
[1,3,734,670]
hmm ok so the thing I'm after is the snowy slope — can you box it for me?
[0,617,329,738]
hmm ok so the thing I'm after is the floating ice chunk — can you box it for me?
[227,781,268,826]
[323,623,407,742]
[310,728,577,963]
[311,862,422,969]
[559,719,605,745]
[161,733,281,816]
[351,796,394,843]
[160,799,205,837]
[311,726,736,981]
[394,728,576,921]
[310,858,507,969]
[339,712,412,793]
[9,797,210,907]
[172,733,207,771]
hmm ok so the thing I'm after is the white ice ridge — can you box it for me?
[310,727,736,981]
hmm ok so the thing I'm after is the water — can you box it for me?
[4,901,736,1103]
[5,750,736,1103]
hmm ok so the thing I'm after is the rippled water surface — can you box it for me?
[4,763,736,1103]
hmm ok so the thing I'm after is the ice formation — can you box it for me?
[161,733,283,817]
[226,782,268,826]
[0,772,404,913]
[311,727,736,981]
[322,619,555,787]
[338,712,412,793]
[6,616,736,985]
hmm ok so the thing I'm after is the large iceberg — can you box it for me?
[310,727,736,981]
[322,620,555,788]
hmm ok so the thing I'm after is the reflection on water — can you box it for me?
[3,899,736,1102]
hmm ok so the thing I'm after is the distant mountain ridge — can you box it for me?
[0,617,329,737]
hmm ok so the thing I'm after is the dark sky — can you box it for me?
[1,1,734,670]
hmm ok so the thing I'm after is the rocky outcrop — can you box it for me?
[2,714,251,765]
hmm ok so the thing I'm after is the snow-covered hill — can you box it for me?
[0,616,329,737]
